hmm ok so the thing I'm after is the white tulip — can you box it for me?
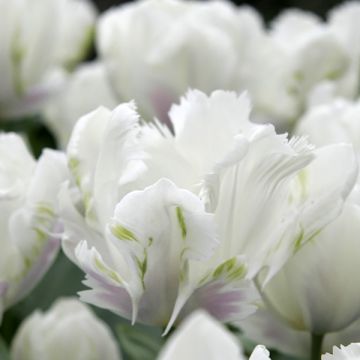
[59,102,258,331]
[0,133,68,323]
[97,0,261,125]
[11,298,121,360]
[243,9,348,128]
[60,89,357,333]
[259,184,360,335]
[158,310,271,360]
[0,0,96,119]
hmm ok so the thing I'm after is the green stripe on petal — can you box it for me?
[111,224,138,242]
[176,206,187,239]
[213,258,247,281]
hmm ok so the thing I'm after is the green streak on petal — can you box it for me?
[135,253,147,290]
[326,69,342,80]
[179,261,189,284]
[63,26,95,71]
[176,206,187,239]
[36,203,55,218]
[213,258,246,281]
[68,157,80,172]
[294,227,305,253]
[298,169,308,200]
[111,224,138,242]
[68,157,82,187]
[11,27,24,95]
[294,70,304,82]
[95,257,122,284]
[308,228,322,243]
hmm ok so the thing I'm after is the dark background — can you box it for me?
[93,0,346,21]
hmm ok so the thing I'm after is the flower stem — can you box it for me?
[311,333,324,360]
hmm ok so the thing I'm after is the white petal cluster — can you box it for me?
[94,0,358,128]
[0,0,96,119]
[2,0,360,358]
[11,298,121,360]
[58,89,358,337]
[97,0,248,124]
[0,133,68,323]
[44,0,360,147]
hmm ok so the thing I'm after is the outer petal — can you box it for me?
[67,103,144,228]
[249,345,272,360]
[6,150,68,306]
[67,106,111,205]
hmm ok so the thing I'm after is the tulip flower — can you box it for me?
[0,133,67,323]
[97,0,262,126]
[259,180,360,337]
[60,90,357,334]
[0,0,96,119]
[158,310,271,360]
[11,298,121,360]
[242,8,348,128]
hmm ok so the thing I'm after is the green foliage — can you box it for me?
[0,114,57,157]
[116,322,165,360]
[0,337,10,360]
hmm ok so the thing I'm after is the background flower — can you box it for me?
[11,298,121,360]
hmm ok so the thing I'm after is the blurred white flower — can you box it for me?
[158,310,271,360]
[259,183,360,335]
[0,133,67,323]
[322,343,360,360]
[296,98,360,154]
[44,61,117,149]
[97,0,262,126]
[11,298,121,360]
[327,2,360,99]
[243,9,348,128]
[0,0,96,119]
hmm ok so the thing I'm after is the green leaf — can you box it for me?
[0,114,57,157]
[0,336,11,360]
[116,322,164,360]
